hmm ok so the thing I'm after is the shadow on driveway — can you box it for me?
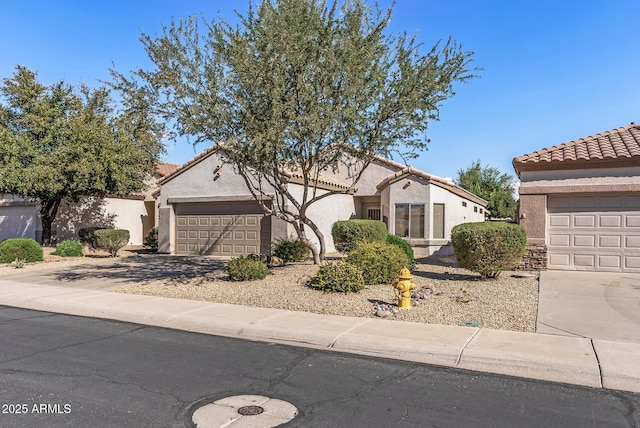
[2,255,226,290]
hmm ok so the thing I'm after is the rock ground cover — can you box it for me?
[113,257,539,332]
[0,249,539,332]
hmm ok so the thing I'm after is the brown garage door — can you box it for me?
[547,194,640,272]
[175,202,271,256]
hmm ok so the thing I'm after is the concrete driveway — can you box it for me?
[537,271,640,344]
[0,255,225,290]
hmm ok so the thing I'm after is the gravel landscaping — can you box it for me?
[0,248,539,332]
[112,256,539,333]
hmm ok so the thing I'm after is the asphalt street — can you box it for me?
[0,306,638,428]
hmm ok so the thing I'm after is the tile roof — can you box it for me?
[376,166,488,207]
[155,162,180,177]
[513,123,640,175]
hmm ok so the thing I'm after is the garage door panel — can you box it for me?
[599,235,621,248]
[575,196,596,209]
[626,236,640,248]
[573,235,595,247]
[549,253,570,267]
[573,215,595,227]
[598,255,621,269]
[574,254,595,267]
[548,194,640,272]
[625,256,640,269]
[549,215,570,227]
[175,202,271,256]
[549,234,570,246]
[626,196,640,209]
[626,215,640,227]
[599,215,621,227]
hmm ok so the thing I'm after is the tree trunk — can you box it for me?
[39,197,62,246]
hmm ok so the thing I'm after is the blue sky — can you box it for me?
[2,0,639,183]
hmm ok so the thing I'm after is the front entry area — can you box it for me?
[174,201,271,256]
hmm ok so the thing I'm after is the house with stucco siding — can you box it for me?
[513,122,640,272]
[156,145,487,257]
[0,162,178,246]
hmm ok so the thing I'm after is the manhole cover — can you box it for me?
[192,395,298,427]
[237,405,264,416]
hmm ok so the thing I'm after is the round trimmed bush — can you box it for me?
[0,238,43,263]
[272,237,310,262]
[94,229,130,257]
[346,242,409,285]
[451,222,527,278]
[386,234,415,269]
[226,256,269,281]
[51,240,84,257]
[309,261,365,293]
[331,219,387,253]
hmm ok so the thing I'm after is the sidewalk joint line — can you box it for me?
[455,328,481,367]
[328,319,370,348]
[589,339,603,389]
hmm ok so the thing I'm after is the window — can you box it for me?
[367,208,381,221]
[462,201,467,207]
[395,204,424,238]
[474,206,478,213]
[433,203,445,239]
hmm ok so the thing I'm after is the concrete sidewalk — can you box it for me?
[0,278,638,394]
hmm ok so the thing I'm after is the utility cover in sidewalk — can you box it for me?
[192,395,298,427]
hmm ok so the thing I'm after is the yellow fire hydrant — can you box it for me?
[393,268,416,309]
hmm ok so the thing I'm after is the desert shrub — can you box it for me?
[78,227,108,248]
[94,229,130,257]
[226,256,269,281]
[386,234,415,269]
[451,222,527,278]
[51,240,84,257]
[144,228,158,251]
[0,238,43,263]
[309,260,365,293]
[331,219,388,253]
[272,237,310,262]
[346,242,409,285]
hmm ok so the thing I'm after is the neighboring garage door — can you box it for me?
[0,205,37,242]
[547,194,640,272]
[175,201,271,256]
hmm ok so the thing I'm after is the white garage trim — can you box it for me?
[547,194,640,272]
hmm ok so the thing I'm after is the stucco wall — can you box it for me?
[54,197,148,246]
[159,152,261,205]
[518,194,546,245]
[429,184,486,240]
[285,184,356,254]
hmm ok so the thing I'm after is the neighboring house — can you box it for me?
[0,194,38,242]
[0,162,179,246]
[156,146,487,257]
[513,122,640,273]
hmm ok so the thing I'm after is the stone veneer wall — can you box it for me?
[517,244,548,271]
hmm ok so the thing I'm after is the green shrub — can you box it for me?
[346,242,409,285]
[78,227,108,248]
[144,228,158,251]
[272,237,310,262]
[386,234,415,269]
[94,229,130,257]
[309,261,365,293]
[226,256,270,281]
[0,238,43,263]
[51,240,84,257]
[331,219,388,253]
[451,222,527,278]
